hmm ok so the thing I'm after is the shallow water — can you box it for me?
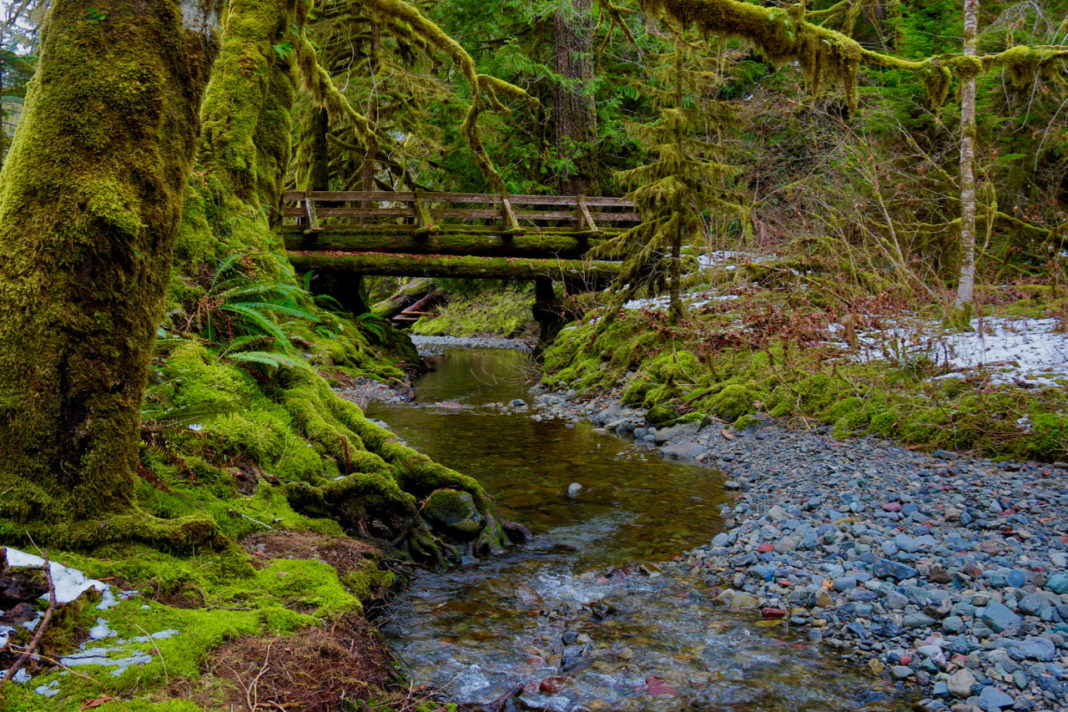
[370,348,908,711]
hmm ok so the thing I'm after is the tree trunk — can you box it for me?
[954,0,979,311]
[553,0,598,195]
[0,0,218,524]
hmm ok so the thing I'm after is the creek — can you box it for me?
[369,347,910,712]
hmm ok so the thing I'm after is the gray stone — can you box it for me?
[982,601,1023,634]
[1046,573,1068,595]
[904,613,938,629]
[977,686,1015,711]
[942,616,966,633]
[892,665,915,680]
[873,557,919,582]
[1017,637,1056,662]
[948,669,977,698]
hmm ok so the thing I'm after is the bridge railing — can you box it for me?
[282,191,639,235]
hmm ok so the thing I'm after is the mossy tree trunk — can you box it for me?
[0,0,219,525]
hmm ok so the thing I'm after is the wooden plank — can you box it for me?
[315,207,413,218]
[282,190,633,208]
[281,231,607,258]
[288,251,623,281]
[303,190,320,231]
[576,195,598,233]
[309,190,416,202]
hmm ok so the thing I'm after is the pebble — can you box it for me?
[533,384,1068,712]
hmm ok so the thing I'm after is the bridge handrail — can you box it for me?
[282,190,638,234]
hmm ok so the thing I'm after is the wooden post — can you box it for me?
[303,190,321,233]
[501,195,522,235]
[576,194,598,233]
[412,191,436,236]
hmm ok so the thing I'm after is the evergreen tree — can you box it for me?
[592,27,747,324]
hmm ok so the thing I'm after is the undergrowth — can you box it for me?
[542,276,1068,462]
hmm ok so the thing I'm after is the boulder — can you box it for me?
[422,489,485,535]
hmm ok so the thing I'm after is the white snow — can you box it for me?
[623,292,739,312]
[695,250,776,272]
[835,317,1068,386]
[2,548,174,691]
[3,547,109,605]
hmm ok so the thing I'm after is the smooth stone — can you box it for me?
[982,602,1023,634]
[977,686,1015,711]
[1046,573,1068,595]
[948,669,977,698]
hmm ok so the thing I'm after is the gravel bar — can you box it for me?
[530,385,1068,712]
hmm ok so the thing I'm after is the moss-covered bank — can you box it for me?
[541,300,1067,462]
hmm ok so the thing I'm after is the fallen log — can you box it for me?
[370,278,436,319]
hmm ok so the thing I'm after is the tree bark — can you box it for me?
[0,0,219,522]
[954,0,979,311]
[553,0,598,195]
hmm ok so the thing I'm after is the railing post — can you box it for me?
[303,189,321,233]
[576,194,598,233]
[501,194,521,235]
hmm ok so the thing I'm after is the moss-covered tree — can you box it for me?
[0,0,223,545]
[592,27,746,323]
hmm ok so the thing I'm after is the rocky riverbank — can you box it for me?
[531,385,1068,712]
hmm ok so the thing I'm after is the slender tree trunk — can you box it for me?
[954,0,979,311]
[553,0,598,195]
[0,0,219,522]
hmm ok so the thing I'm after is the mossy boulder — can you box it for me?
[709,384,756,422]
[645,404,680,426]
[421,489,485,536]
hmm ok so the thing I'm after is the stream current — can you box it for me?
[369,347,910,712]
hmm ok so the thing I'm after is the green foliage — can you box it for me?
[592,30,747,323]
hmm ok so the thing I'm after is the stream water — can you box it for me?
[369,348,909,712]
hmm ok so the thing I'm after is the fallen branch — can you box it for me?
[1,550,56,687]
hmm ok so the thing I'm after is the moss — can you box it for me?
[0,0,218,531]
[412,287,535,338]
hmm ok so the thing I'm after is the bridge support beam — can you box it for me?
[287,251,621,283]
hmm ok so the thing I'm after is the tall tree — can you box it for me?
[553,0,599,194]
[0,0,221,539]
[592,29,746,323]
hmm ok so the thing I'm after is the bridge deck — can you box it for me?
[282,191,634,280]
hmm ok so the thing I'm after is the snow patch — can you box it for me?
[834,317,1068,386]
[3,547,109,605]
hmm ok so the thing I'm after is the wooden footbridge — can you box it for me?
[282,191,636,282]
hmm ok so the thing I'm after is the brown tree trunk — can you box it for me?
[0,0,219,524]
[553,0,598,195]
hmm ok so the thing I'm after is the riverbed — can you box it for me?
[368,347,907,711]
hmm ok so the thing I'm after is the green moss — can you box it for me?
[412,287,534,338]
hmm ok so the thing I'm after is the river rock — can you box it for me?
[948,669,977,698]
[421,489,484,535]
[981,601,1022,634]
[977,686,1015,711]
